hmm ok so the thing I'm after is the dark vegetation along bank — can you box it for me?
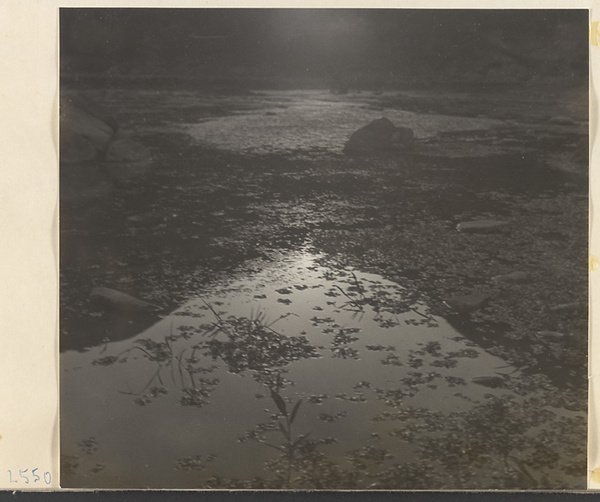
[60,8,588,490]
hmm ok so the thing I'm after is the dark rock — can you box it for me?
[343,117,414,155]
[538,330,568,342]
[60,95,122,200]
[456,220,509,233]
[106,139,152,163]
[472,376,505,388]
[90,287,161,314]
[390,127,415,148]
[61,101,115,153]
[549,302,583,313]
[64,93,119,132]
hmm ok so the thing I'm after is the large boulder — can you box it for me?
[60,101,115,154]
[65,92,119,132]
[60,97,116,199]
[343,118,414,155]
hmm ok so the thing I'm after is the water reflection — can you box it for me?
[62,249,582,489]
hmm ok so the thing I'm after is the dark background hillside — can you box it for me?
[60,9,588,88]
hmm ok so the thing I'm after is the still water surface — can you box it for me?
[62,248,519,488]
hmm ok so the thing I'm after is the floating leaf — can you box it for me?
[271,390,287,416]
[289,399,302,424]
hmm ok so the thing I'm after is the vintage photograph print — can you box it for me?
[59,9,588,489]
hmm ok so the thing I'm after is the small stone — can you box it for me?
[538,330,568,342]
[471,376,505,388]
[549,302,583,313]
[90,287,162,314]
[492,271,529,284]
[456,220,509,233]
[444,292,494,314]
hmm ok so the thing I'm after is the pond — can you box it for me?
[61,247,541,489]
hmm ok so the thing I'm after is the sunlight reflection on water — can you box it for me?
[61,248,518,488]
